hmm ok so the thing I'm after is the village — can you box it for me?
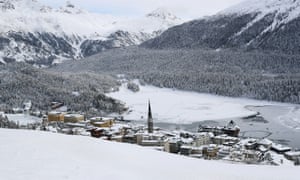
[0,100,300,166]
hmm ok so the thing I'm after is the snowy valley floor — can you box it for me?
[0,129,299,180]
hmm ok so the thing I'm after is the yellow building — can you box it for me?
[90,117,115,128]
[48,112,64,122]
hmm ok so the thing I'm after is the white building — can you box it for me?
[194,132,213,147]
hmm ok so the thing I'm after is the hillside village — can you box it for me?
[1,1,300,179]
[1,98,300,167]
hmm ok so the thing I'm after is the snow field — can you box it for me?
[0,129,299,180]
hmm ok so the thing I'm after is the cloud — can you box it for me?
[40,0,244,19]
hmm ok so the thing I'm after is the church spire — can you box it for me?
[147,100,153,133]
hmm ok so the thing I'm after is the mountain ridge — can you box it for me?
[142,0,300,55]
[0,0,182,65]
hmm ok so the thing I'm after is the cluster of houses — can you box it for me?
[38,102,300,166]
[1,100,300,166]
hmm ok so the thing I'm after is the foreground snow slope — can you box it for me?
[0,129,298,180]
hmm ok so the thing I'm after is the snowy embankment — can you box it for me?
[6,114,41,126]
[0,129,299,180]
[108,83,277,124]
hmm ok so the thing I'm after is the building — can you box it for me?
[193,132,212,147]
[198,120,240,137]
[229,150,244,161]
[147,101,153,133]
[243,150,263,164]
[180,145,193,156]
[48,111,64,122]
[51,102,64,110]
[136,133,166,147]
[224,120,240,137]
[202,145,218,159]
[284,151,300,161]
[90,117,115,128]
[257,138,273,150]
[88,128,106,138]
[111,135,123,142]
[64,114,84,123]
[271,143,291,154]
[218,147,232,159]
[164,138,182,154]
[122,134,137,144]
[244,139,258,150]
[190,146,203,155]
[23,100,32,111]
[213,134,239,145]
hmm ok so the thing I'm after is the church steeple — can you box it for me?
[147,100,153,133]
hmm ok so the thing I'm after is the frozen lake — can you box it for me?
[108,83,276,124]
[108,83,300,148]
[242,106,300,149]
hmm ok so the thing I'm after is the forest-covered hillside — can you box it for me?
[51,47,300,104]
[0,63,127,115]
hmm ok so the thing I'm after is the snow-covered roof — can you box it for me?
[48,111,64,115]
[64,122,86,128]
[258,138,273,146]
[272,144,291,151]
[258,145,268,152]
[181,145,193,149]
[181,137,194,144]
[64,114,84,118]
[90,117,114,121]
[285,151,300,157]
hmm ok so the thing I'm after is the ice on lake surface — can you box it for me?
[108,83,276,124]
[108,82,300,148]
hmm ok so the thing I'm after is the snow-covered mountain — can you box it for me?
[222,0,300,31]
[223,0,300,18]
[0,0,182,65]
[143,0,300,54]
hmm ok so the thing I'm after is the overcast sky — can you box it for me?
[40,0,245,19]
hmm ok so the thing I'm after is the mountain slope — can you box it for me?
[0,0,182,65]
[0,62,126,114]
[142,0,300,54]
[50,47,300,104]
[1,129,299,180]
